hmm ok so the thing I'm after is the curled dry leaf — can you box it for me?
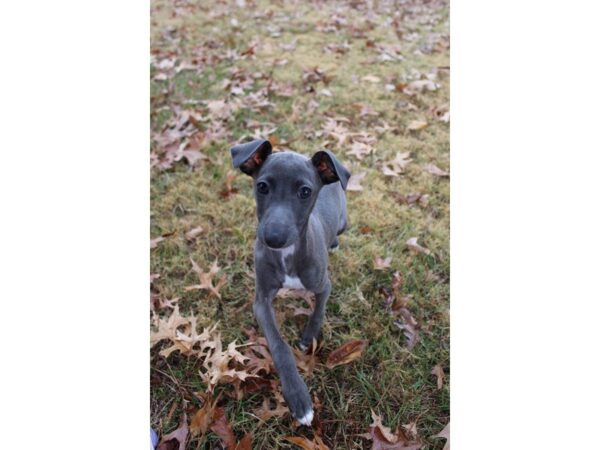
[285,435,330,450]
[374,256,392,270]
[407,120,428,131]
[151,231,176,249]
[326,339,368,369]
[151,236,165,249]
[190,393,218,436]
[431,364,445,390]
[185,226,204,241]
[346,171,366,191]
[294,340,318,377]
[394,308,419,350]
[362,75,381,83]
[432,104,450,123]
[433,422,450,450]
[157,412,188,450]
[368,411,422,450]
[406,237,431,256]
[423,163,449,177]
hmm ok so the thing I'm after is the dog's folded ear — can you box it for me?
[311,150,351,190]
[230,139,272,175]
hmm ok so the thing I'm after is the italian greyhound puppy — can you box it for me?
[230,139,351,425]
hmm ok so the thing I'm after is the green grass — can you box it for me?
[151,0,449,448]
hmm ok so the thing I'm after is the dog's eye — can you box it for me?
[256,182,269,194]
[298,186,312,199]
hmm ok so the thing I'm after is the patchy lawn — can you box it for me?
[151,0,449,448]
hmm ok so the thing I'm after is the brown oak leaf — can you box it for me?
[285,435,330,450]
[368,411,422,450]
[185,258,227,298]
[326,340,368,369]
[157,412,188,450]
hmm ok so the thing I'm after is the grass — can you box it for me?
[151,0,449,448]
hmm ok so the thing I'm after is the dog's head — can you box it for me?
[231,139,350,249]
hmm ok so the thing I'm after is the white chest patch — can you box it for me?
[283,275,306,289]
[275,245,306,290]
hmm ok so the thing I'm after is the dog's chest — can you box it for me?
[278,245,306,290]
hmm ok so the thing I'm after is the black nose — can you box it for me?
[264,229,287,248]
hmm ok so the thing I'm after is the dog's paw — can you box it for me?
[299,332,319,352]
[282,376,314,426]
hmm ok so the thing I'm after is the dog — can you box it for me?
[230,138,351,425]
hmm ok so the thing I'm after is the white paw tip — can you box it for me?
[298,342,308,351]
[298,409,314,426]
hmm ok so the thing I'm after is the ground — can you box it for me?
[150,0,449,448]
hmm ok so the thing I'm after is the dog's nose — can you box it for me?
[264,229,287,249]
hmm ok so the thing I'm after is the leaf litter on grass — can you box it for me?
[151,0,450,446]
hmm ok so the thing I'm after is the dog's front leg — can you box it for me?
[253,290,314,425]
[300,276,331,350]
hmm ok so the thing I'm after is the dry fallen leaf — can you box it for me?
[190,394,217,436]
[374,256,392,270]
[150,295,180,313]
[200,337,253,391]
[407,120,428,131]
[390,192,429,208]
[151,236,165,249]
[401,79,439,96]
[210,407,236,450]
[243,337,274,376]
[235,433,253,450]
[431,364,445,390]
[346,171,366,191]
[220,170,239,199]
[254,390,289,422]
[368,411,422,450]
[185,226,204,241]
[157,412,188,450]
[285,435,330,450]
[293,340,318,378]
[347,141,373,160]
[362,75,381,83]
[326,339,368,369]
[423,163,449,177]
[406,237,432,256]
[150,305,193,348]
[394,308,420,350]
[402,422,418,439]
[433,422,450,450]
[185,258,227,298]
[382,152,412,177]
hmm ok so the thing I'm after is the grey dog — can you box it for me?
[230,138,351,425]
